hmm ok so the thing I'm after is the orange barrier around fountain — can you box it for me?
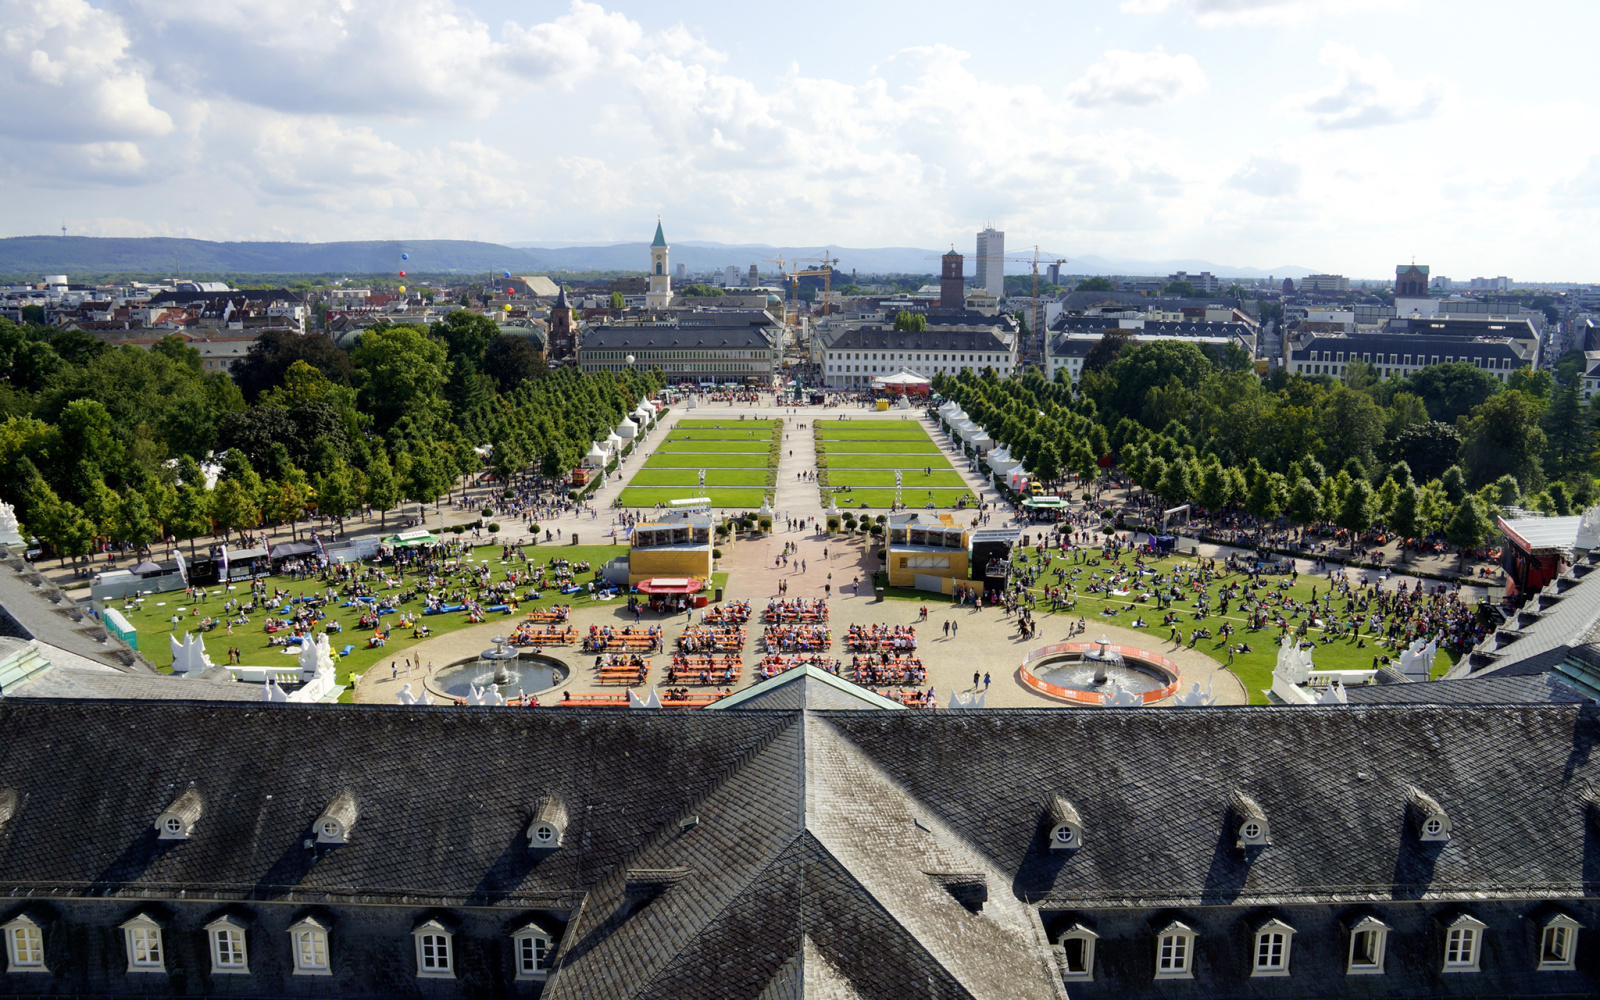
[1018,640,1181,706]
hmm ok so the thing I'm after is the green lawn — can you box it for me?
[113,543,631,702]
[880,548,1458,705]
[824,441,944,454]
[817,430,934,441]
[641,453,771,469]
[830,470,969,488]
[825,453,961,470]
[655,441,771,453]
[815,420,921,429]
[629,469,771,487]
[826,488,978,509]
[675,419,778,430]
[617,487,771,508]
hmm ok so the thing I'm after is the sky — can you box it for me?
[4,0,1599,280]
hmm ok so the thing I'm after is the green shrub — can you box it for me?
[451,524,465,535]
[530,524,539,535]
[481,506,494,517]
[826,515,841,532]
[713,548,723,560]
[875,514,887,524]
[502,489,514,499]
[488,522,501,533]
[868,523,883,536]
[758,516,773,533]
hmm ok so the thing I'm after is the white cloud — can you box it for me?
[1121,0,1397,26]
[1064,47,1206,108]
[1279,43,1453,129]
[1227,154,1302,197]
[0,0,173,142]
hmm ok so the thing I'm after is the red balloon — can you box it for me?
[505,287,514,296]
[398,270,406,277]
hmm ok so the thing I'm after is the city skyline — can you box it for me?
[5,1,1600,279]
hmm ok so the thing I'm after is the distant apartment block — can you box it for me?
[975,226,1004,297]
[1300,273,1349,292]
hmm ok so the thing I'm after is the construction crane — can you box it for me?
[993,246,1068,364]
[790,254,841,317]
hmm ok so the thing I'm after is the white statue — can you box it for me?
[1174,680,1217,707]
[0,500,19,545]
[1274,636,1314,686]
[1396,635,1438,681]
[262,679,290,703]
[396,683,435,707]
[297,633,335,679]
[1101,680,1143,708]
[169,632,212,675]
[465,683,505,706]
[628,688,662,709]
[1576,504,1600,551]
[948,689,987,709]
[1317,679,1349,705]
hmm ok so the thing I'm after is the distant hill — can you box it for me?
[0,237,544,277]
[0,235,1319,281]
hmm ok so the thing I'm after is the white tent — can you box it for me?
[605,431,624,451]
[969,431,994,451]
[616,417,639,439]
[986,446,1014,471]
[632,405,653,424]
[938,399,960,416]
[584,442,607,467]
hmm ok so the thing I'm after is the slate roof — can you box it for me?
[581,325,778,351]
[7,664,266,701]
[1,700,1596,997]
[1342,672,1589,705]
[825,328,1011,353]
[0,550,149,672]
[709,665,906,711]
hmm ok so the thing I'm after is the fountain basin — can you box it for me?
[1019,641,1181,706]
[434,651,567,701]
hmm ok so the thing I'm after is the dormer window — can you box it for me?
[313,791,358,845]
[412,920,455,979]
[1538,913,1580,970]
[1230,790,1271,849]
[1057,923,1098,980]
[2,914,47,973]
[1407,786,1452,842]
[1346,915,1389,975]
[1155,920,1196,979]
[1045,791,1083,850]
[528,795,569,850]
[513,923,554,980]
[120,913,165,973]
[204,915,249,975]
[288,916,332,975]
[1442,914,1485,973]
[1252,918,1294,977]
[154,786,204,841]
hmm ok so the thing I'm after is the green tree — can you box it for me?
[609,291,624,309]
[1335,479,1375,539]
[1541,380,1593,481]
[892,311,928,333]
[1156,458,1192,505]
[350,325,449,426]
[115,490,160,551]
[1410,362,1502,424]
[170,482,213,558]
[365,448,400,526]
[1492,474,1522,509]
[1196,461,1233,511]
[1444,495,1493,568]
[1244,470,1287,531]
[212,477,260,539]
[1389,482,1421,557]
[1163,280,1197,297]
[1074,277,1114,292]
[1458,390,1547,490]
[1285,477,1323,527]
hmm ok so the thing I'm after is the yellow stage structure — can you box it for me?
[627,510,715,586]
[884,512,970,593]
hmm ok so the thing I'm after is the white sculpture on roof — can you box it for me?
[628,687,662,709]
[1576,504,1600,552]
[1174,680,1217,707]
[464,683,507,707]
[297,633,335,679]
[262,679,290,702]
[948,689,986,709]
[395,683,434,706]
[0,500,19,546]
[1274,636,1314,686]
[169,631,212,675]
[1396,635,1438,682]
[1317,679,1348,705]
[1101,679,1143,708]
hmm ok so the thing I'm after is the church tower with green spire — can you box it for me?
[646,217,671,309]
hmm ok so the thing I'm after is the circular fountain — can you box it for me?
[1019,635,1181,706]
[433,636,566,700]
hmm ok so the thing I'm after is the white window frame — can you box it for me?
[1252,919,1294,977]
[1538,914,1579,971]
[1443,914,1486,973]
[1346,915,1389,975]
[121,914,165,973]
[513,926,553,980]
[2,915,47,973]
[1058,923,1098,981]
[1155,921,1196,979]
[288,917,331,976]
[205,916,249,975]
[413,923,455,979]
